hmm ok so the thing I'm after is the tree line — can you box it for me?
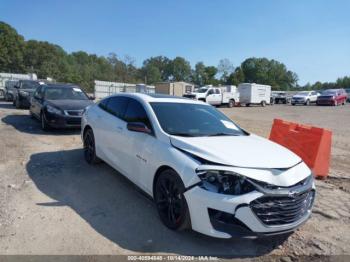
[0,21,348,92]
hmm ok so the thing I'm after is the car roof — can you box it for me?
[109,92,207,105]
[44,83,81,89]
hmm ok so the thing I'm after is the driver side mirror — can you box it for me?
[14,85,19,89]
[127,122,152,134]
[89,95,95,100]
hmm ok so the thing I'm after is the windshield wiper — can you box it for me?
[207,133,238,136]
[170,133,197,137]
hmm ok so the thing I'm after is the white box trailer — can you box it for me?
[238,83,271,107]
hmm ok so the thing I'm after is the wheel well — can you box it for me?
[153,165,175,198]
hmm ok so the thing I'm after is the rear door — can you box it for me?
[94,96,129,173]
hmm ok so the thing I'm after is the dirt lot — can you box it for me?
[0,101,349,260]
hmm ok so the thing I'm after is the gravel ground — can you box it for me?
[0,101,349,260]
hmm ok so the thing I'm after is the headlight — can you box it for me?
[19,91,29,96]
[46,105,63,115]
[197,170,255,195]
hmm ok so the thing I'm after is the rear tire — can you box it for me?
[154,169,191,231]
[261,100,266,107]
[83,129,101,164]
[227,99,235,108]
[245,103,250,107]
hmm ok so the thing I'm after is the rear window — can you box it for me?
[104,96,129,119]
[21,81,40,89]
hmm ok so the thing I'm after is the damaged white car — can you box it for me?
[81,93,315,238]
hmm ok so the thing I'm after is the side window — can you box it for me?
[105,96,129,119]
[98,98,109,111]
[215,89,220,94]
[207,89,214,95]
[124,99,151,129]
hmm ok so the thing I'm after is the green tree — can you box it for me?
[192,62,207,86]
[169,57,192,81]
[204,66,219,85]
[142,56,171,81]
[0,22,25,72]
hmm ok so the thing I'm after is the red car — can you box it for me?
[316,89,348,106]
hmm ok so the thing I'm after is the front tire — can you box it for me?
[261,100,266,107]
[15,98,21,109]
[154,169,191,230]
[305,99,310,106]
[40,112,50,131]
[83,129,101,164]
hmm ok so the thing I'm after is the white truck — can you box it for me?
[183,85,239,107]
[238,83,271,107]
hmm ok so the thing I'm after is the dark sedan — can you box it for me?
[30,84,94,130]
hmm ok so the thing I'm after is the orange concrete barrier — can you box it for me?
[269,119,332,179]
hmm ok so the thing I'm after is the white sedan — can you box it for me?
[81,93,315,238]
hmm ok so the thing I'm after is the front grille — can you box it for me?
[250,190,315,226]
[66,118,81,125]
[65,110,83,116]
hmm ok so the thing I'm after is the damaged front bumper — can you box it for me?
[183,163,315,238]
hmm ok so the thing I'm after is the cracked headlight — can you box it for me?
[197,170,255,195]
[46,105,63,115]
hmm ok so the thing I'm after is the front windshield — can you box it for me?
[196,88,208,93]
[296,91,309,96]
[151,102,247,137]
[45,86,88,100]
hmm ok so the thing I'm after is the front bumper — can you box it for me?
[184,176,315,238]
[18,95,32,107]
[316,99,334,105]
[291,99,306,104]
[44,111,82,129]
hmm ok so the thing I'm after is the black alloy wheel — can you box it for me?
[155,170,191,230]
[83,129,100,164]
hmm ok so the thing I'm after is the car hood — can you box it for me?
[170,134,301,169]
[47,100,93,110]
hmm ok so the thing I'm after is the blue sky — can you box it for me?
[1,0,349,84]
